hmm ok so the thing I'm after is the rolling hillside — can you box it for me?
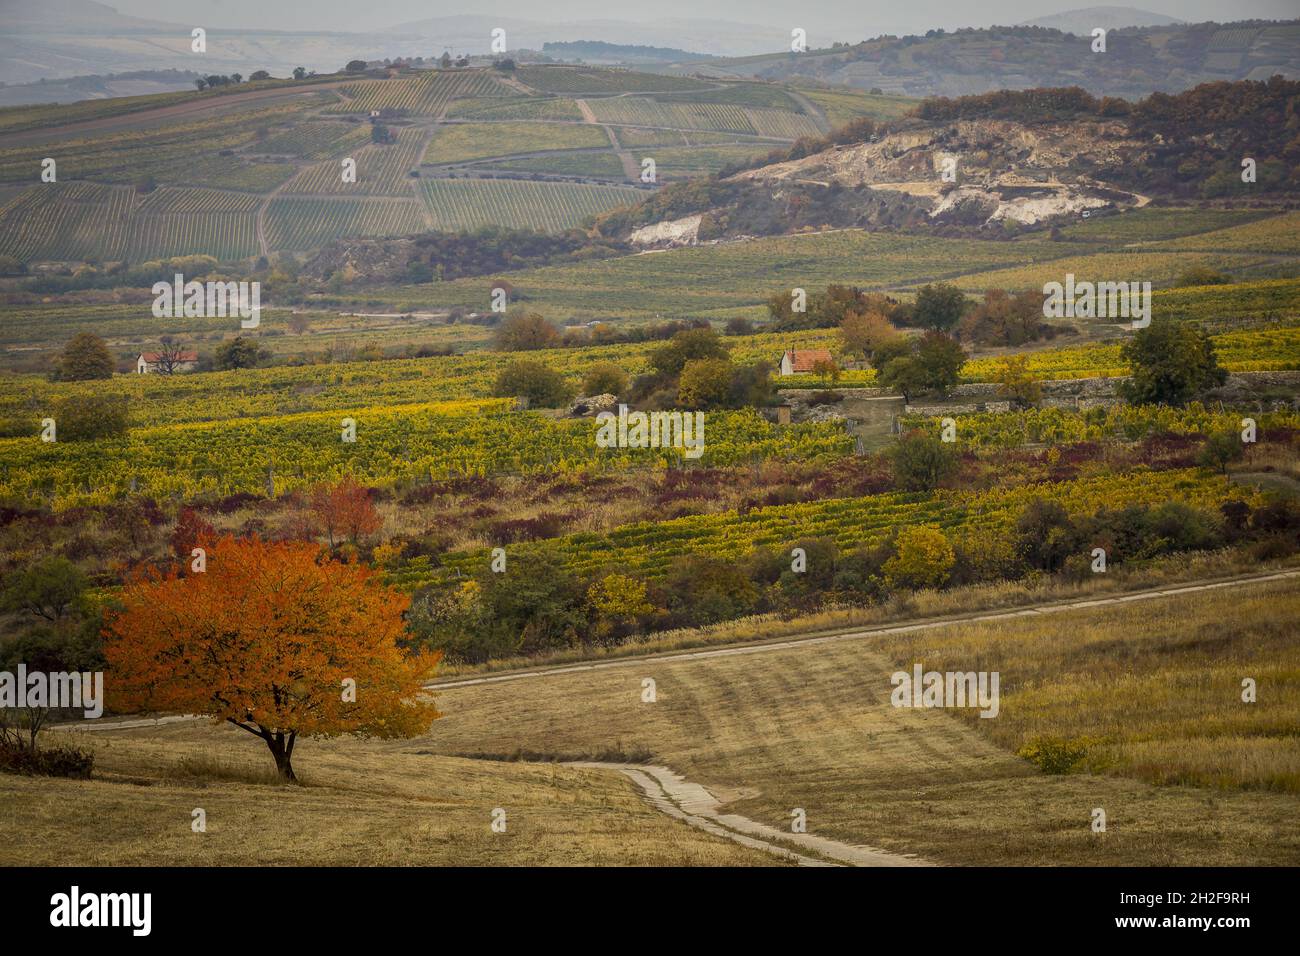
[0,64,896,265]
[668,19,1300,98]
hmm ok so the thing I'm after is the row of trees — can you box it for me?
[490,325,776,412]
[405,491,1300,665]
[51,332,269,384]
[195,67,312,90]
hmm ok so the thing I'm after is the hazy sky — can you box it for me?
[106,0,1300,36]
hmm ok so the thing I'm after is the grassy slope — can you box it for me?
[417,577,1300,866]
[0,723,778,866]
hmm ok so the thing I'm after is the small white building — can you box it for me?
[136,350,198,374]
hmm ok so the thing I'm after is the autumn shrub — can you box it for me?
[883,525,955,591]
[891,431,959,491]
[53,395,129,441]
[0,740,94,779]
[1017,736,1096,775]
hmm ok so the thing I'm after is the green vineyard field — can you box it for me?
[406,468,1243,586]
[127,187,261,261]
[418,178,643,232]
[585,98,821,138]
[423,121,609,164]
[445,97,585,121]
[514,67,711,94]
[0,182,134,262]
[282,126,428,196]
[325,70,515,115]
[264,196,427,250]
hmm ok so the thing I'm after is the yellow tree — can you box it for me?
[883,525,955,591]
[103,536,441,781]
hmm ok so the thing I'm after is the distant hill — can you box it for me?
[1019,6,1184,33]
[0,0,174,33]
[387,15,783,58]
[0,3,786,85]
[0,69,201,108]
[541,41,706,64]
[669,19,1300,99]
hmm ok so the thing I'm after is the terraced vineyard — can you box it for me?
[0,99,323,186]
[1054,207,1272,244]
[0,403,852,508]
[0,66,900,263]
[445,97,584,121]
[586,98,822,137]
[406,468,1244,586]
[127,187,261,261]
[283,125,428,196]
[1145,211,1300,255]
[0,181,134,262]
[423,121,608,164]
[514,67,711,94]
[265,196,428,250]
[419,179,644,232]
[326,70,516,115]
[253,122,372,159]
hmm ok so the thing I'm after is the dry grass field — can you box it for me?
[413,576,1300,866]
[3,573,1294,866]
[0,724,777,866]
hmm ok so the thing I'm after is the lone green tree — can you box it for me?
[913,283,969,332]
[1119,318,1227,406]
[57,333,114,381]
[214,336,265,370]
[491,359,574,408]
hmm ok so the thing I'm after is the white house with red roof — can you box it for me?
[778,348,835,376]
[136,350,198,374]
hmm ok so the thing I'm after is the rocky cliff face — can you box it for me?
[727,118,1147,228]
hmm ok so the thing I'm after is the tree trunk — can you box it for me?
[262,730,298,782]
[226,719,300,783]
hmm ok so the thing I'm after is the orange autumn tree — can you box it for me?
[310,476,382,549]
[103,536,440,781]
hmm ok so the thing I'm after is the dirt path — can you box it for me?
[786,89,832,135]
[256,175,296,259]
[430,568,1300,690]
[568,761,931,866]
[575,98,640,182]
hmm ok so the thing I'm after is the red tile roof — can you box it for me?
[784,349,834,373]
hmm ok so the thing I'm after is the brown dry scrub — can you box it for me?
[869,577,1300,794]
